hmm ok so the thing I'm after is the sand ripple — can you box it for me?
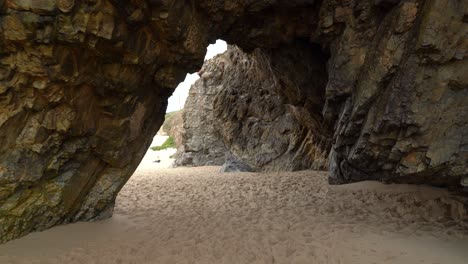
[0,166,467,264]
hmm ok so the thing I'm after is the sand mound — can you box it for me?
[0,165,467,263]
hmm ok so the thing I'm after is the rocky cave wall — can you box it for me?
[0,0,467,242]
[173,54,228,167]
[324,0,467,187]
[175,43,330,172]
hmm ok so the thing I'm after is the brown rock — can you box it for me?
[57,0,74,13]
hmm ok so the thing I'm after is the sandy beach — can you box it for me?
[136,135,178,171]
[0,138,467,263]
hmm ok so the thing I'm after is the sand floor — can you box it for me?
[0,145,467,263]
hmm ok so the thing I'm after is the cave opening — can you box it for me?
[146,39,333,174]
[135,39,229,170]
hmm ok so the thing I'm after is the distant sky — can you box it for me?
[166,40,227,113]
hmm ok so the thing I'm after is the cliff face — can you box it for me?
[323,1,468,187]
[0,0,467,242]
[173,58,227,167]
[212,44,330,172]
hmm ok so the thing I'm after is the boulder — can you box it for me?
[220,153,254,173]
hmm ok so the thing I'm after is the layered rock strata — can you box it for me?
[212,44,330,172]
[323,0,468,188]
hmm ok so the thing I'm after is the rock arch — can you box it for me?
[0,0,466,242]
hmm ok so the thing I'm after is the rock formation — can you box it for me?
[324,0,467,188]
[173,59,227,167]
[0,0,467,242]
[213,44,331,172]
[175,44,330,171]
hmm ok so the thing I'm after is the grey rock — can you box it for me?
[220,153,254,173]
[176,44,330,172]
[173,58,228,167]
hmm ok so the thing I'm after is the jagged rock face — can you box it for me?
[322,1,468,187]
[173,59,227,167]
[175,44,330,171]
[0,0,466,242]
[212,44,330,172]
[0,0,171,242]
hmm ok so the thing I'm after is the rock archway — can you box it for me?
[0,0,467,242]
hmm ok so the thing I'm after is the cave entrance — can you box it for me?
[144,39,332,173]
[135,40,228,171]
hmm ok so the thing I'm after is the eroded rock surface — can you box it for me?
[0,0,323,242]
[175,44,330,172]
[173,60,227,167]
[322,1,468,188]
[213,44,331,172]
[0,0,467,242]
